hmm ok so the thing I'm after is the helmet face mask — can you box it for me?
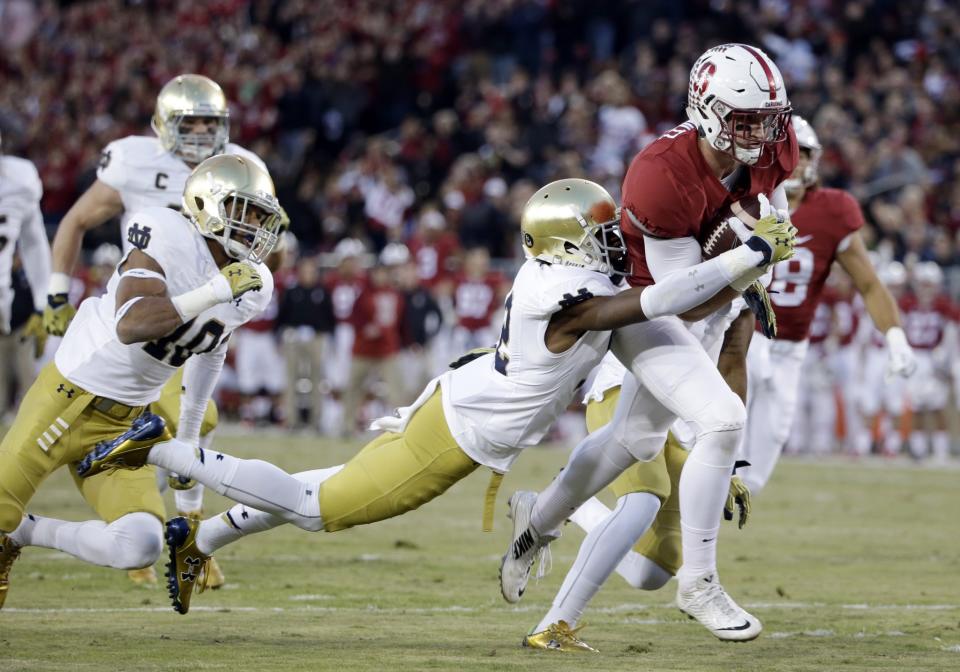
[183,155,283,264]
[152,75,230,164]
[521,179,629,279]
[687,44,792,168]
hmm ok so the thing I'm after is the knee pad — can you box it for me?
[110,513,164,569]
[698,390,746,436]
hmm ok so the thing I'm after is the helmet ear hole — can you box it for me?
[563,242,579,254]
[194,196,204,210]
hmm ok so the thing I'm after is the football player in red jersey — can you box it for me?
[900,262,957,461]
[739,116,916,493]
[499,44,799,642]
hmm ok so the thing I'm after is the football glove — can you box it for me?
[220,262,263,300]
[747,215,797,265]
[723,475,752,529]
[744,280,777,339]
[449,346,495,369]
[43,293,77,336]
[20,312,48,358]
[884,327,917,379]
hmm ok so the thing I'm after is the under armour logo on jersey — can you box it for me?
[558,288,595,309]
[233,297,242,307]
[127,223,152,250]
[216,453,224,461]
[56,384,76,398]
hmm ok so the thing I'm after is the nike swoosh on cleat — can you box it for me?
[718,621,752,631]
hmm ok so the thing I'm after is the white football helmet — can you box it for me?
[913,261,944,287]
[881,261,908,287]
[686,43,792,166]
[783,115,822,194]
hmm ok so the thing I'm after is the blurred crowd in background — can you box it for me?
[1,0,959,451]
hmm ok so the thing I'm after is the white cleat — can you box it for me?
[676,572,762,642]
[499,490,555,604]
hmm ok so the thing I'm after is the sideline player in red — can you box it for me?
[740,115,916,493]
[500,43,799,642]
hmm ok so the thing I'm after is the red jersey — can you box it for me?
[899,293,957,350]
[325,271,367,324]
[766,187,864,341]
[621,120,798,287]
[453,272,504,331]
[408,232,460,287]
[351,285,405,358]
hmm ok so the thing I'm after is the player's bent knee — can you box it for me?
[636,571,671,591]
[291,515,325,533]
[700,391,747,435]
[109,513,164,569]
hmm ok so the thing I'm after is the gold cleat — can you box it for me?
[181,511,225,590]
[168,474,197,491]
[77,413,171,478]
[523,621,598,653]
[127,566,158,587]
[164,516,215,614]
[0,533,23,610]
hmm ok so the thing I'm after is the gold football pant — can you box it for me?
[0,363,166,533]
[586,387,686,576]
[319,388,479,532]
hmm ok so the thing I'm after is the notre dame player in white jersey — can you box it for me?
[0,155,282,610]
[0,132,51,368]
[77,178,796,615]
[43,74,266,586]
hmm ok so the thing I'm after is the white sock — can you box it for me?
[932,431,950,461]
[537,492,660,630]
[11,512,162,569]
[568,497,673,590]
[148,440,324,531]
[676,429,739,585]
[195,467,344,554]
[615,551,673,590]
[908,431,928,459]
[174,433,215,514]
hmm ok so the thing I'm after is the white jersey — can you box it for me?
[96,136,266,255]
[439,261,618,472]
[56,207,272,405]
[0,155,49,332]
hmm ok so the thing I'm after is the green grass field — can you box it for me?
[3,431,959,671]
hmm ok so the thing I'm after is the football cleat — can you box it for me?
[76,412,171,478]
[0,533,22,610]
[181,510,225,590]
[676,572,763,642]
[523,621,598,653]
[499,491,556,604]
[164,516,214,614]
[127,566,158,587]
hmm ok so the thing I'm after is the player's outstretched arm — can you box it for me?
[113,250,262,344]
[836,232,915,377]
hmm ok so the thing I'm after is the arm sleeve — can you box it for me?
[643,235,703,282]
[177,340,228,445]
[18,203,51,310]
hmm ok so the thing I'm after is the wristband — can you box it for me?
[885,326,909,352]
[170,275,233,321]
[48,272,71,296]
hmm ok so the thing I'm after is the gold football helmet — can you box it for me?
[520,179,628,277]
[183,155,283,263]
[152,74,229,164]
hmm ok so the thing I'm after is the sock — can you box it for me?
[530,424,636,537]
[175,483,205,515]
[616,551,673,590]
[908,431,928,459]
[932,431,950,461]
[536,492,660,630]
[567,497,614,533]
[676,429,739,584]
[195,467,344,554]
[148,439,324,531]
[11,512,162,569]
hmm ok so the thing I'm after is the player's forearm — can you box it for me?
[862,282,901,334]
[115,297,184,344]
[50,217,88,277]
[716,309,754,403]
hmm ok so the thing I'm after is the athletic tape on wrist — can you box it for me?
[171,275,233,321]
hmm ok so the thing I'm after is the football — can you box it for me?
[698,195,764,259]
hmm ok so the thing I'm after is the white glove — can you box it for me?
[885,327,917,379]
